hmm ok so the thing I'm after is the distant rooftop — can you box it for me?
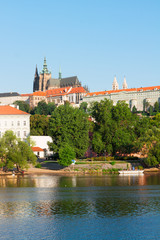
[0,92,20,98]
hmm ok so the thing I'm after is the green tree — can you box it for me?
[58,144,76,166]
[0,131,36,170]
[154,101,159,113]
[79,102,88,112]
[132,105,137,113]
[14,101,30,113]
[92,132,105,154]
[145,142,160,166]
[30,114,50,136]
[49,102,90,157]
[148,105,154,116]
[31,101,56,115]
[90,100,138,155]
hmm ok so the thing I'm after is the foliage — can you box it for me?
[49,102,90,157]
[31,101,56,115]
[35,163,42,168]
[154,101,159,113]
[90,99,139,155]
[132,106,137,113]
[145,142,160,167]
[79,102,88,112]
[14,101,30,113]
[0,131,36,170]
[30,114,50,136]
[58,144,76,166]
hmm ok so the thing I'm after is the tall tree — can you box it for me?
[14,101,30,113]
[0,131,36,170]
[30,114,50,136]
[49,103,90,157]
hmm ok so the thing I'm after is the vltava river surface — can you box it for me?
[0,174,160,240]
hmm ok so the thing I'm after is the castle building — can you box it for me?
[82,77,160,111]
[33,57,81,92]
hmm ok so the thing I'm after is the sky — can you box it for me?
[0,0,160,93]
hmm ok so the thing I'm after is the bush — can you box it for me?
[35,163,42,168]
[110,161,116,166]
[58,144,76,166]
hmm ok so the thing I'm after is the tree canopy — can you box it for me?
[31,101,56,115]
[0,131,36,170]
[30,114,50,136]
[49,102,90,157]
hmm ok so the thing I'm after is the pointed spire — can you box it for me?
[35,65,39,77]
[112,75,119,90]
[41,57,51,74]
[59,66,62,79]
[122,76,128,89]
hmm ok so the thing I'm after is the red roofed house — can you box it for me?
[31,147,44,158]
[0,105,30,140]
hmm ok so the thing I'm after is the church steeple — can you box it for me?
[33,65,39,92]
[112,75,119,90]
[122,76,128,89]
[41,57,51,74]
[35,65,38,77]
[59,67,62,79]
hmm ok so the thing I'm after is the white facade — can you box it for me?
[82,87,160,111]
[30,136,53,156]
[0,95,29,105]
[0,106,30,140]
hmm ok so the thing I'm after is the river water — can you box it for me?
[0,173,160,240]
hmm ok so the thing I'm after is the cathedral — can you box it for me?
[33,57,81,92]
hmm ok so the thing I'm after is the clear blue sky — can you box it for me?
[0,0,160,93]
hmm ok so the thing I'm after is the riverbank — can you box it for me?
[0,164,159,176]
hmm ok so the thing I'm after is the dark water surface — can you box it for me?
[0,173,160,240]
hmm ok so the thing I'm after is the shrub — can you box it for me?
[35,163,42,168]
[58,144,76,166]
[110,161,116,166]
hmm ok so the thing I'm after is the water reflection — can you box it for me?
[0,174,160,220]
[0,173,160,188]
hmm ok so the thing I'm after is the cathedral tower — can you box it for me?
[39,57,51,91]
[33,65,39,92]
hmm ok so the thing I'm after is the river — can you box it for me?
[0,173,160,240]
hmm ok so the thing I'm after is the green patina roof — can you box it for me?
[41,57,51,74]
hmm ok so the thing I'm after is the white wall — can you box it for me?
[0,114,30,140]
[30,136,53,156]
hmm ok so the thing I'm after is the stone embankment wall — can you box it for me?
[69,162,142,171]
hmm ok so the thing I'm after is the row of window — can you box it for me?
[0,121,27,127]
[0,131,27,138]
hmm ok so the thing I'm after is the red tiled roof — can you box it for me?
[21,93,33,97]
[67,86,86,94]
[85,85,160,97]
[31,147,44,152]
[21,87,87,98]
[0,105,29,115]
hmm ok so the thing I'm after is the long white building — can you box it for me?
[82,77,160,111]
[0,105,30,140]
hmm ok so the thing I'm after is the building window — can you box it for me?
[11,121,14,126]
[17,121,20,126]
[5,121,7,126]
[24,131,26,137]
[17,131,20,137]
[24,121,26,126]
